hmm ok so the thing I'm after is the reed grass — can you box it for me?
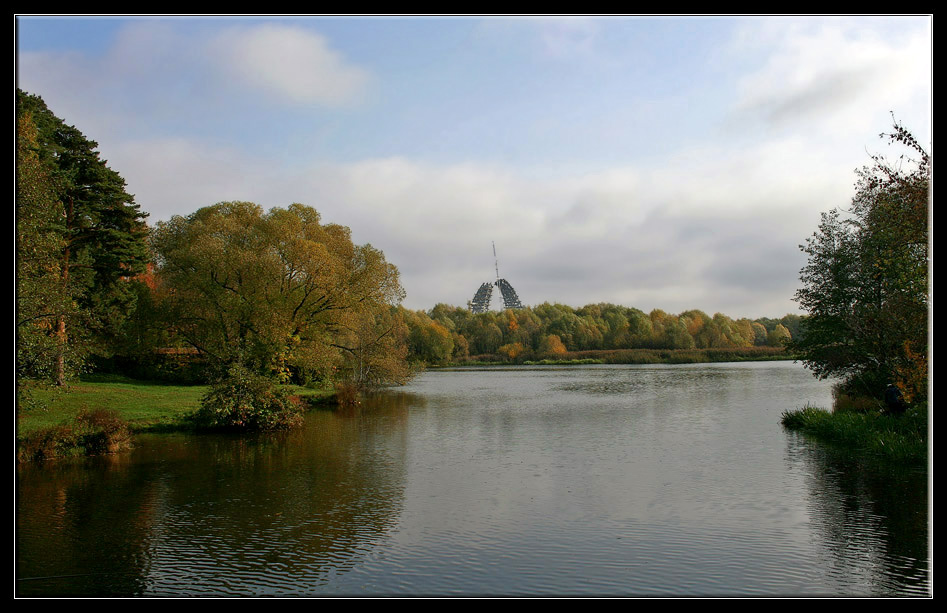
[781,402,928,464]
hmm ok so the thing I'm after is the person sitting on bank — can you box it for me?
[884,384,908,415]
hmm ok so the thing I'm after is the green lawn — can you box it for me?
[17,377,334,436]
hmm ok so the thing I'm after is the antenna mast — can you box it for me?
[493,241,500,283]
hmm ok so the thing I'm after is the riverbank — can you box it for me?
[780,403,929,465]
[17,376,336,462]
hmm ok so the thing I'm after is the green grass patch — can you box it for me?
[781,403,928,464]
[17,379,335,437]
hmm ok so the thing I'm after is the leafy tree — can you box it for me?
[751,322,769,346]
[451,332,470,360]
[333,305,415,391]
[473,320,504,355]
[16,112,76,403]
[680,310,709,337]
[600,307,630,349]
[407,312,454,365]
[498,342,526,361]
[791,119,930,401]
[778,314,804,341]
[539,334,568,356]
[626,309,654,347]
[152,202,409,389]
[664,317,696,350]
[766,324,792,347]
[16,90,150,386]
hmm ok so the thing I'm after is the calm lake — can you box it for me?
[16,362,930,597]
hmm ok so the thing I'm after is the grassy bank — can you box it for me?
[19,376,337,436]
[17,376,336,462]
[19,377,207,436]
[781,404,929,464]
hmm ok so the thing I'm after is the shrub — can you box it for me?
[192,363,303,431]
[18,424,80,463]
[18,409,133,463]
[831,384,882,414]
[334,381,360,408]
[74,409,133,454]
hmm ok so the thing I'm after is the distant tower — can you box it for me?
[469,243,524,312]
[470,282,494,313]
[496,278,523,309]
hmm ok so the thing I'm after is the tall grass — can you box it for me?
[781,403,928,464]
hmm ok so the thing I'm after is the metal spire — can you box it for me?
[493,241,500,283]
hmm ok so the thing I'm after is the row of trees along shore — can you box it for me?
[19,88,925,433]
[17,90,411,428]
[402,304,799,364]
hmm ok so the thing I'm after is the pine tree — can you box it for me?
[16,90,149,386]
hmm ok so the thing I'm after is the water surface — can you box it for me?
[17,362,930,596]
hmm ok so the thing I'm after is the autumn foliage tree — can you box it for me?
[405,300,795,363]
[151,202,409,391]
[791,119,930,402]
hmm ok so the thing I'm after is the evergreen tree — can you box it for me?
[16,90,149,386]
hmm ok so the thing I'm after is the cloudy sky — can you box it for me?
[16,16,931,318]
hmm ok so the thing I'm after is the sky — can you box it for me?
[15,16,932,318]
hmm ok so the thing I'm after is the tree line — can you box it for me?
[401,304,800,364]
[17,89,799,400]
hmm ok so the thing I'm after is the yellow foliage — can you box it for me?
[894,340,928,403]
[498,342,525,360]
[541,334,567,356]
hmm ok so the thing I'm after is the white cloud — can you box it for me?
[109,137,277,221]
[18,20,371,135]
[731,19,931,136]
[208,24,370,106]
[103,127,842,316]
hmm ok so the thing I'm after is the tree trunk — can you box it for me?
[56,197,73,387]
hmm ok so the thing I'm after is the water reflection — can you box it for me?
[784,434,930,596]
[18,401,414,596]
[17,364,930,596]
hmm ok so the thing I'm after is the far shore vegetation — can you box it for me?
[444,346,791,367]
